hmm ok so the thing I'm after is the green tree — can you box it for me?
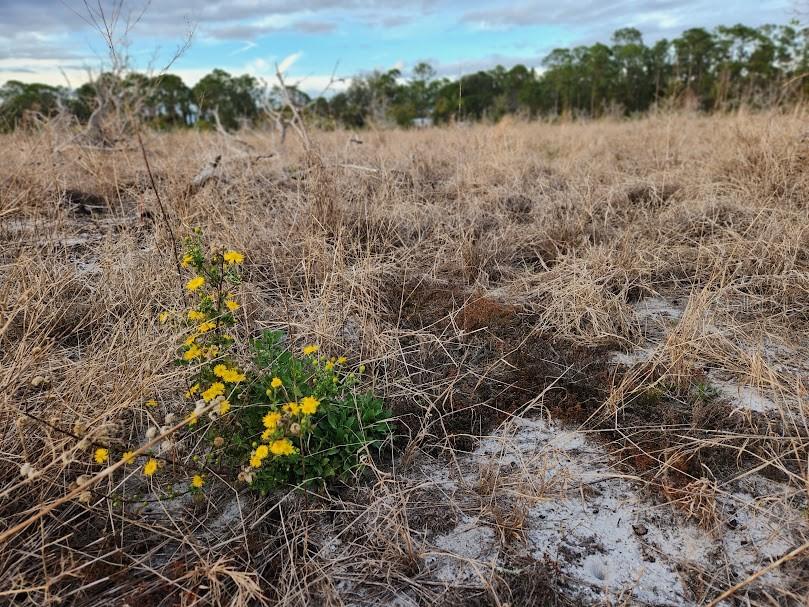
[0,81,65,131]
[149,74,193,127]
[192,69,260,130]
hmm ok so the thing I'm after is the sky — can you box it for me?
[0,0,800,94]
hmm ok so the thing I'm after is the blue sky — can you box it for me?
[0,0,798,93]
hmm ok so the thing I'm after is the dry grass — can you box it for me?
[1,109,809,606]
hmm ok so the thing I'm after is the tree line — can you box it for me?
[2,21,808,132]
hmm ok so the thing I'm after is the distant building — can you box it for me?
[411,117,433,128]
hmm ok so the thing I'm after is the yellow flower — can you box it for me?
[191,474,204,488]
[202,382,225,402]
[283,401,301,416]
[158,311,170,324]
[181,253,193,268]
[122,451,136,464]
[143,458,158,477]
[262,411,282,430]
[187,412,198,425]
[220,368,245,383]
[223,250,244,265]
[225,300,240,311]
[249,444,270,468]
[183,344,202,361]
[203,345,220,359]
[302,344,319,356]
[184,334,198,346]
[213,364,228,378]
[324,360,334,371]
[270,438,296,456]
[186,275,205,292]
[300,396,320,415]
[270,377,283,389]
[198,321,216,333]
[337,356,347,365]
[218,399,231,415]
[188,383,200,395]
[187,310,205,322]
[94,448,109,464]
[145,399,158,407]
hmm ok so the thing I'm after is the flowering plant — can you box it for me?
[231,330,390,492]
[164,233,390,493]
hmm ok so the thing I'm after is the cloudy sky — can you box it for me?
[0,0,799,92]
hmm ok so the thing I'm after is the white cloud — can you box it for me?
[277,51,302,74]
[230,41,257,55]
[0,58,95,87]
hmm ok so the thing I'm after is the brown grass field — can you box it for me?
[1,110,809,606]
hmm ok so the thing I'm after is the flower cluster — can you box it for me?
[174,235,246,433]
[122,233,392,499]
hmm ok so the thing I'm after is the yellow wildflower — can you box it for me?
[145,399,158,407]
[191,474,204,488]
[270,377,283,389]
[94,448,109,464]
[186,276,205,292]
[183,344,202,361]
[143,458,158,477]
[220,368,245,383]
[325,360,334,371]
[122,451,136,464]
[187,411,198,425]
[262,411,282,430]
[337,356,347,365]
[250,444,269,468]
[203,345,220,359]
[225,300,240,311]
[187,310,205,322]
[158,311,170,324]
[202,382,225,402]
[184,334,198,346]
[198,321,216,333]
[302,344,319,356]
[269,438,296,456]
[300,396,320,415]
[218,399,231,415]
[283,401,301,416]
[181,253,193,268]
[223,250,244,265]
